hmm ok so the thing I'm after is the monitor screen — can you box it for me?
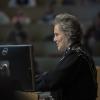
[0,44,35,91]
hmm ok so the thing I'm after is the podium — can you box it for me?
[15,91,38,100]
[15,91,53,100]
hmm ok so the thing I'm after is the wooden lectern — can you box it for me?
[15,91,39,100]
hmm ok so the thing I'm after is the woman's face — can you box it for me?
[53,24,69,53]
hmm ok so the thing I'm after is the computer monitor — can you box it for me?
[0,44,35,91]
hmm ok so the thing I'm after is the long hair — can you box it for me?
[53,13,83,45]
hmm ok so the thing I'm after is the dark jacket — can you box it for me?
[36,46,97,100]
